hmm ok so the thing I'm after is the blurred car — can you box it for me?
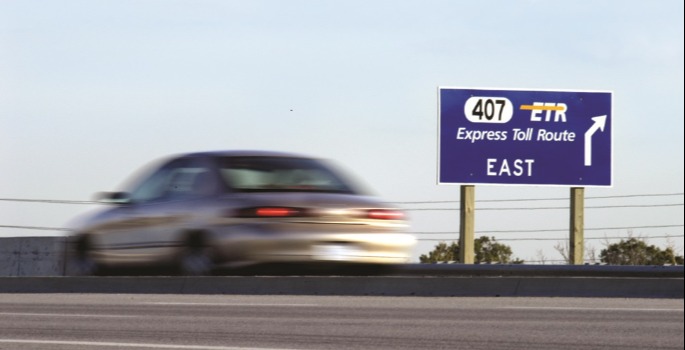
[67,151,415,275]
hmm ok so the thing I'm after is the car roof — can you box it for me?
[183,150,314,159]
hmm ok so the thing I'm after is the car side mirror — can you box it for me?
[94,191,132,205]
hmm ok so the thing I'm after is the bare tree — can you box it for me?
[535,249,548,265]
[554,241,599,264]
[554,241,570,264]
[586,244,598,264]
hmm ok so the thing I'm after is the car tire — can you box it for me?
[178,245,213,276]
[68,236,99,276]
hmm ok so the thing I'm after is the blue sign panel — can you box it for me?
[438,87,612,186]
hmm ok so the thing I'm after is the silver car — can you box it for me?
[68,151,415,275]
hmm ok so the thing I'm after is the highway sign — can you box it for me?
[438,87,612,186]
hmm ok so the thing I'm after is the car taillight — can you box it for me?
[366,209,405,220]
[256,207,298,217]
[235,207,305,218]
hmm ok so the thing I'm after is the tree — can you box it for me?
[419,242,459,264]
[475,236,520,264]
[600,238,683,265]
[554,241,599,264]
[419,236,524,264]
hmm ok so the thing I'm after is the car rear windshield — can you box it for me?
[219,156,356,194]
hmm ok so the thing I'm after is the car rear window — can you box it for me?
[219,156,356,194]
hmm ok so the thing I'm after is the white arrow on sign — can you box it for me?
[584,115,607,166]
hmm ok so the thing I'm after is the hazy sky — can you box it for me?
[1,0,683,262]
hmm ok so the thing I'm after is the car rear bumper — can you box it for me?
[214,232,416,265]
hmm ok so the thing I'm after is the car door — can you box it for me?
[94,156,217,265]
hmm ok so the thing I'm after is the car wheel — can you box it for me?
[178,246,213,276]
[69,236,98,276]
[72,256,98,276]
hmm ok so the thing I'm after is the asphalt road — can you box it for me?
[0,294,682,350]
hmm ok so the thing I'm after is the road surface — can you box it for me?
[0,294,682,349]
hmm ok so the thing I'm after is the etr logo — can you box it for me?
[521,102,568,122]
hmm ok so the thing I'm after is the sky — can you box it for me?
[1,0,683,263]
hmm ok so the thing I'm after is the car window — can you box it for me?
[128,167,171,203]
[129,158,216,203]
[165,168,212,198]
[219,156,355,194]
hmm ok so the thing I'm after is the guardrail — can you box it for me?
[0,275,682,298]
[0,236,67,277]
[1,236,682,298]
[1,236,682,278]
[399,263,684,278]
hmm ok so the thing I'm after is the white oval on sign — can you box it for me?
[464,97,514,123]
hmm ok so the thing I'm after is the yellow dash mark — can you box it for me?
[520,104,565,111]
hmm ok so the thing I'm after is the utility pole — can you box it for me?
[459,185,475,264]
[570,187,584,265]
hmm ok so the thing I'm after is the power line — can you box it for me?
[3,223,683,241]
[499,235,684,242]
[392,192,684,204]
[406,203,684,211]
[411,224,685,235]
[1,192,682,205]
[0,198,96,205]
[0,225,70,231]
[6,197,681,211]
[416,234,685,242]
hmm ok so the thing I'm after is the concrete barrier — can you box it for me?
[0,237,66,276]
[402,263,684,278]
[0,276,682,298]
[1,236,682,298]
[2,236,684,278]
